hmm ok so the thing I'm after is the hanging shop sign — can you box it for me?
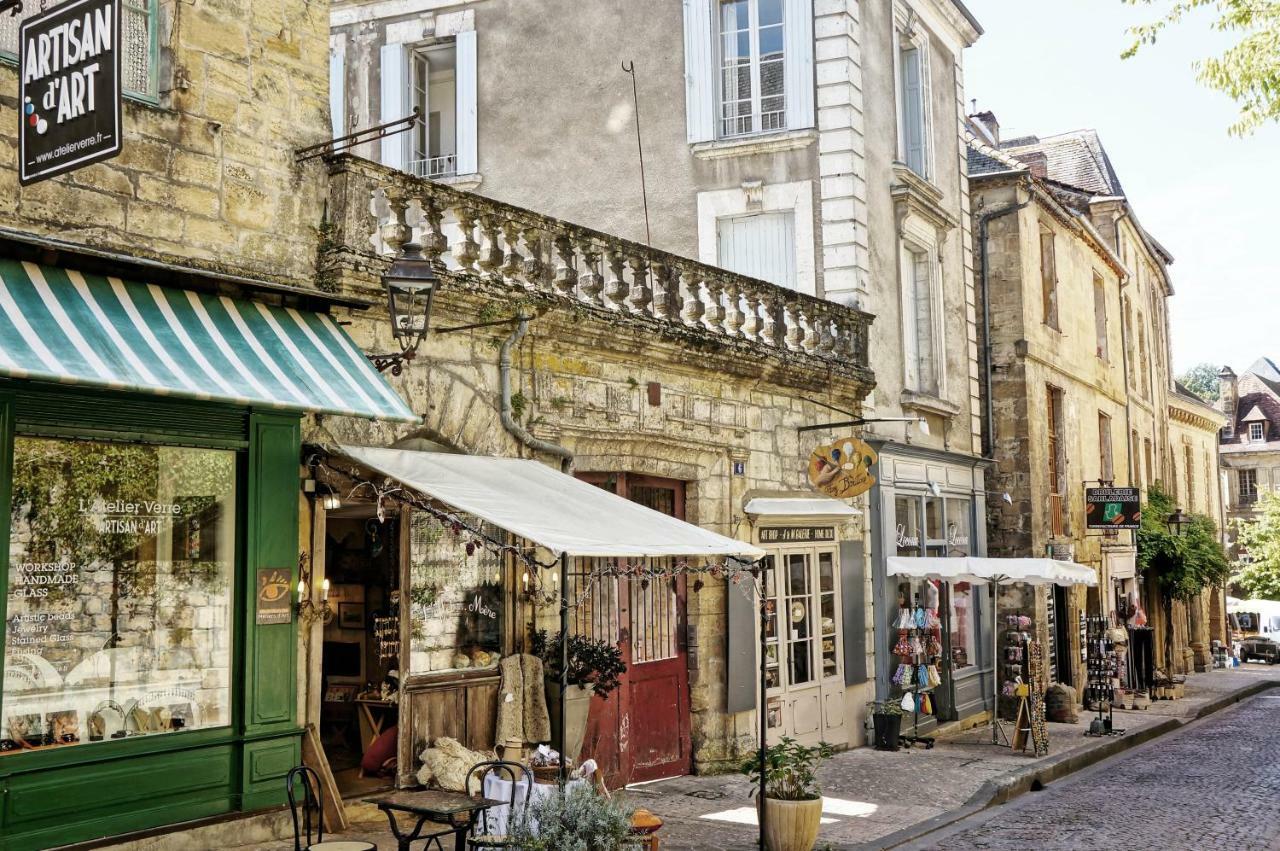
[1085,487,1140,531]
[19,0,122,185]
[256,567,293,625]
[807,436,877,500]
[759,526,836,544]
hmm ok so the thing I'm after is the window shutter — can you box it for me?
[329,43,345,140]
[455,29,479,175]
[783,0,814,130]
[380,42,410,170]
[901,48,925,173]
[840,541,867,686]
[683,0,716,143]
[726,563,757,714]
[717,212,797,289]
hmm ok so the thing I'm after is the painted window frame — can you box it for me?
[716,0,787,139]
[892,11,934,180]
[901,239,942,397]
[1249,422,1265,442]
[1092,272,1109,361]
[697,180,817,296]
[1039,226,1059,331]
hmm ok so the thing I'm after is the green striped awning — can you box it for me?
[0,259,418,423]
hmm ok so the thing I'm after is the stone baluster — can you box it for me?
[553,233,577,298]
[626,254,652,315]
[801,304,820,353]
[603,247,628,309]
[681,270,706,327]
[722,279,744,337]
[500,220,524,281]
[703,276,726,332]
[453,205,480,272]
[740,285,762,343]
[521,227,547,289]
[380,188,410,257]
[760,293,784,347]
[785,304,806,351]
[478,214,504,278]
[578,244,604,306]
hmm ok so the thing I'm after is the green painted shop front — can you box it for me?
[0,384,303,850]
[0,258,416,849]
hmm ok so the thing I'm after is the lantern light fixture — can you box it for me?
[1167,507,1192,537]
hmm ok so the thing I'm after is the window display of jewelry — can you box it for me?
[891,591,943,750]
[1084,615,1124,737]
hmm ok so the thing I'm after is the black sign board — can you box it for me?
[256,567,293,625]
[759,526,836,544]
[1085,487,1141,531]
[19,0,122,185]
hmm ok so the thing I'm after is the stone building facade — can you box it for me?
[330,0,997,732]
[1218,360,1280,541]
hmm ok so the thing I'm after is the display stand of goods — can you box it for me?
[890,593,943,750]
[999,613,1032,721]
[1084,616,1124,737]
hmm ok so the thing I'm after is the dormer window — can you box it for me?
[1250,422,1265,442]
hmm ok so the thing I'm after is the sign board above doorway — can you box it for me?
[19,0,123,184]
[1085,487,1140,531]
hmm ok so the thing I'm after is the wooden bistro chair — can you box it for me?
[285,766,378,851]
[460,760,531,850]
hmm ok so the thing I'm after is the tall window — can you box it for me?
[897,40,928,176]
[1131,429,1142,490]
[1138,317,1151,399]
[1047,386,1066,536]
[4,438,236,750]
[904,247,940,395]
[719,0,785,137]
[1040,228,1059,330]
[1098,412,1114,482]
[408,46,458,179]
[1124,299,1135,388]
[1250,422,1265,442]
[1184,445,1196,509]
[1093,273,1109,361]
[1,0,158,101]
[1240,468,1259,505]
[717,211,797,288]
[1144,438,1154,489]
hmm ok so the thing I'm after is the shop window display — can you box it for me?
[3,437,235,752]
[406,513,504,674]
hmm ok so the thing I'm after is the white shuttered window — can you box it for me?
[684,0,813,142]
[717,212,797,289]
[904,248,939,395]
[898,44,928,176]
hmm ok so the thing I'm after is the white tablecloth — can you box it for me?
[480,773,587,836]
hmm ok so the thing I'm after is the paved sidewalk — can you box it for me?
[203,666,1276,851]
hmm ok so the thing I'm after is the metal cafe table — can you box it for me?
[366,790,503,851]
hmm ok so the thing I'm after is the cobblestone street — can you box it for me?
[904,689,1280,850]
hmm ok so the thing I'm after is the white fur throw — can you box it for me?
[494,653,552,745]
[416,737,495,791]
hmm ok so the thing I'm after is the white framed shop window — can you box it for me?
[380,29,478,178]
[698,181,816,296]
[682,0,814,144]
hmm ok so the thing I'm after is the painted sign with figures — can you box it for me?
[807,436,878,500]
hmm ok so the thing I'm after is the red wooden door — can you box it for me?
[573,474,692,787]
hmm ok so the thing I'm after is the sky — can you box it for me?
[963,0,1278,377]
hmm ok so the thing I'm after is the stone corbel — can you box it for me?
[742,180,764,212]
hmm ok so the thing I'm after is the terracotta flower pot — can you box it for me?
[762,796,823,851]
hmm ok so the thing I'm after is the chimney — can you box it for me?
[1013,151,1048,179]
[1218,366,1238,421]
[971,110,1000,145]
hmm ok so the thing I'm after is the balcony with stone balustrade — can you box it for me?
[323,155,875,390]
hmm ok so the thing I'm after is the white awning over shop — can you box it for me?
[743,496,861,518]
[887,556,1098,587]
[336,445,765,560]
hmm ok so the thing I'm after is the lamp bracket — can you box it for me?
[367,347,418,375]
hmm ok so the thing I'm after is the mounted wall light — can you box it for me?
[368,240,439,375]
[1167,507,1192,537]
[318,483,342,511]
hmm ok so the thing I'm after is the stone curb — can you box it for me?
[856,679,1280,851]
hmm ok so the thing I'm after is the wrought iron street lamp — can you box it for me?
[1167,507,1192,537]
[369,240,439,375]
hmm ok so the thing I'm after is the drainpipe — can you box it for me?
[499,315,574,473]
[976,185,1031,459]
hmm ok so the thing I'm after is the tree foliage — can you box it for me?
[1137,483,1231,599]
[1123,1,1280,135]
[1232,491,1280,599]
[1177,362,1223,402]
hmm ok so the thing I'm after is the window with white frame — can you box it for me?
[380,32,478,178]
[718,0,785,137]
[903,246,940,395]
[1250,422,1265,442]
[1240,468,1259,504]
[717,211,796,289]
[896,35,930,177]
[1,0,158,101]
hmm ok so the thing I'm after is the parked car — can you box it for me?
[1239,636,1280,664]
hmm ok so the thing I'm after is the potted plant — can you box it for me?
[868,699,904,752]
[510,781,635,851]
[741,737,833,851]
[531,629,626,766]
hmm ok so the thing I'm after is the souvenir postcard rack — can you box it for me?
[1084,615,1124,737]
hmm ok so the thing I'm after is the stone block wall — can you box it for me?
[0,0,332,288]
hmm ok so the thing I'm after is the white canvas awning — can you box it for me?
[336,445,765,560]
[887,556,1098,587]
[743,496,861,518]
